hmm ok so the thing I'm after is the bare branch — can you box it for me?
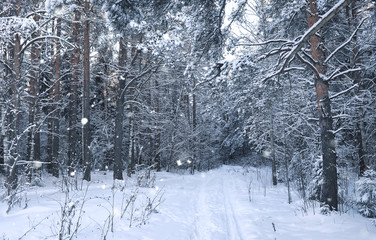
[223,0,247,32]
[193,62,227,90]
[20,36,75,55]
[26,10,48,18]
[301,50,318,65]
[324,17,368,64]
[330,83,359,100]
[0,6,11,17]
[325,68,340,81]
[239,39,291,47]
[296,53,320,76]
[119,60,163,104]
[258,47,291,61]
[324,67,362,82]
[0,59,14,74]
[284,67,305,72]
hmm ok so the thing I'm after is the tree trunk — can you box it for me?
[307,0,338,211]
[82,0,91,181]
[114,37,126,180]
[127,80,136,176]
[47,19,55,175]
[27,7,41,182]
[284,75,293,204]
[191,78,197,175]
[357,120,367,175]
[270,112,277,186]
[127,114,134,177]
[33,8,41,179]
[51,17,62,178]
[1,33,10,175]
[185,93,191,169]
[148,82,153,168]
[154,80,161,172]
[6,0,22,193]
[185,94,190,125]
[192,83,197,145]
[68,10,80,177]
[347,0,367,176]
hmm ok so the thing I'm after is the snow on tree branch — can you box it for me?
[329,83,359,100]
[20,35,75,55]
[263,0,351,81]
[324,17,368,64]
[323,68,362,82]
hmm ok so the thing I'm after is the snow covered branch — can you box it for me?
[324,17,368,64]
[119,60,163,104]
[238,39,291,47]
[263,0,351,81]
[0,6,11,17]
[20,35,75,55]
[324,68,362,82]
[329,83,359,100]
[296,53,320,76]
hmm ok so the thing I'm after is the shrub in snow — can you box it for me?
[356,170,376,218]
[135,165,156,188]
[320,204,331,215]
[308,157,322,201]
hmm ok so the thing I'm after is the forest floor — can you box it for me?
[1,165,376,240]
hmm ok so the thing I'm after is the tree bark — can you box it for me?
[6,0,22,193]
[114,37,126,180]
[27,5,41,181]
[347,0,367,176]
[47,18,55,176]
[127,80,136,176]
[0,46,4,174]
[270,111,277,186]
[82,0,91,181]
[191,78,197,175]
[153,80,161,172]
[68,9,80,177]
[148,81,154,168]
[52,17,62,177]
[307,0,338,211]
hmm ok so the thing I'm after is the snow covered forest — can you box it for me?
[1,0,376,239]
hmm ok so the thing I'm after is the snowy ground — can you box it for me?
[1,165,376,240]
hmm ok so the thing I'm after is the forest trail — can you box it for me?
[191,166,245,240]
[128,165,376,240]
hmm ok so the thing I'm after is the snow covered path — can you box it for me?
[127,165,376,240]
[2,165,376,240]
[191,167,245,240]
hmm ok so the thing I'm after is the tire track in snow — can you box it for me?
[191,173,213,240]
[227,167,266,239]
[191,168,245,240]
[191,171,225,240]
[222,173,244,240]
